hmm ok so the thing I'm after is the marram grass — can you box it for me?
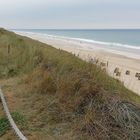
[0,28,140,140]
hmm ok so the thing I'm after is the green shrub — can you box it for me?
[0,112,27,137]
[0,117,10,136]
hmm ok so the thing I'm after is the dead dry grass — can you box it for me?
[0,28,140,140]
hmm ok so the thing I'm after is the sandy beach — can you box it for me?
[15,31,140,95]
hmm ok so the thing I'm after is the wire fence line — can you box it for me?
[0,88,28,140]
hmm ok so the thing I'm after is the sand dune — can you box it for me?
[15,31,140,95]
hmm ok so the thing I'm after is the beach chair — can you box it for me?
[126,70,130,75]
[100,62,106,67]
[114,67,119,73]
[135,73,140,77]
[116,72,121,77]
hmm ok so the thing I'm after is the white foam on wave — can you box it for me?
[15,31,140,49]
[73,38,140,50]
[14,31,140,59]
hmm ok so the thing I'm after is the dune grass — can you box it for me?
[0,28,140,139]
[0,112,27,137]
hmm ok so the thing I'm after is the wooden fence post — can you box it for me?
[8,44,10,54]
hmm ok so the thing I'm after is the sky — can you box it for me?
[0,0,140,29]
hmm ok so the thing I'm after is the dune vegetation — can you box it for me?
[0,28,140,140]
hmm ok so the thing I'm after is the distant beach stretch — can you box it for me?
[15,31,140,95]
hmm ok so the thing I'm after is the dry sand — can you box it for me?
[15,32,140,95]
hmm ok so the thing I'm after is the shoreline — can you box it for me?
[14,31,140,60]
[15,31,140,95]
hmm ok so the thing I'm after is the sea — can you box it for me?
[12,29,140,59]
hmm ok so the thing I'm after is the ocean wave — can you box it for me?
[15,30,140,50]
[14,31,140,60]
[46,33,140,51]
[69,38,140,50]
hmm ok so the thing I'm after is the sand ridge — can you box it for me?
[15,32,140,95]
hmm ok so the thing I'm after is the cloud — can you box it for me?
[0,0,140,28]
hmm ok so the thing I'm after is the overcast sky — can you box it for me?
[0,0,140,29]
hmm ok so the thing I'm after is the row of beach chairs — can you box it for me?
[114,68,140,80]
[89,57,140,81]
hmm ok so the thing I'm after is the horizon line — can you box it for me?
[10,28,140,30]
